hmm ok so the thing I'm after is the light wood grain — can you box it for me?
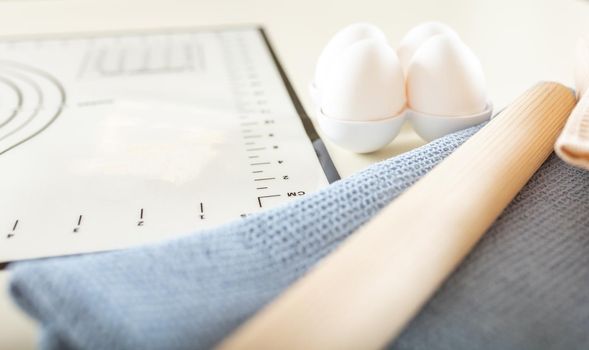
[219,82,576,350]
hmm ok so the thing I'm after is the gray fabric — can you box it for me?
[392,154,589,350]
[8,123,589,349]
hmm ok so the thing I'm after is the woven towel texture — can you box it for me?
[392,152,589,350]
[8,124,589,350]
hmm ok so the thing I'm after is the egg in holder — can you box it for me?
[312,22,493,153]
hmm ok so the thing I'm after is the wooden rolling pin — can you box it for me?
[219,82,576,350]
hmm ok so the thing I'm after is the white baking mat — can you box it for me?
[0,26,337,264]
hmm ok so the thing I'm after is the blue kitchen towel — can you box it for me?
[8,123,589,350]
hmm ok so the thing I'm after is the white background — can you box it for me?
[1,0,589,347]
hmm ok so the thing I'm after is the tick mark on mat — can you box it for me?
[254,177,275,181]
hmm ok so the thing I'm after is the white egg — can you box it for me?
[575,36,589,98]
[320,38,406,121]
[397,21,460,73]
[314,22,387,92]
[406,33,488,116]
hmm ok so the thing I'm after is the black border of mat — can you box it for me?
[258,27,340,183]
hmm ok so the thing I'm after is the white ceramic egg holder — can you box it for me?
[311,22,493,153]
[315,103,493,154]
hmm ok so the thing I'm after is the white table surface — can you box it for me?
[1,0,589,347]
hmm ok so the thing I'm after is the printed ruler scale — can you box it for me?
[0,26,338,265]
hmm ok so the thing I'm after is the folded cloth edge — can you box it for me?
[7,124,483,350]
